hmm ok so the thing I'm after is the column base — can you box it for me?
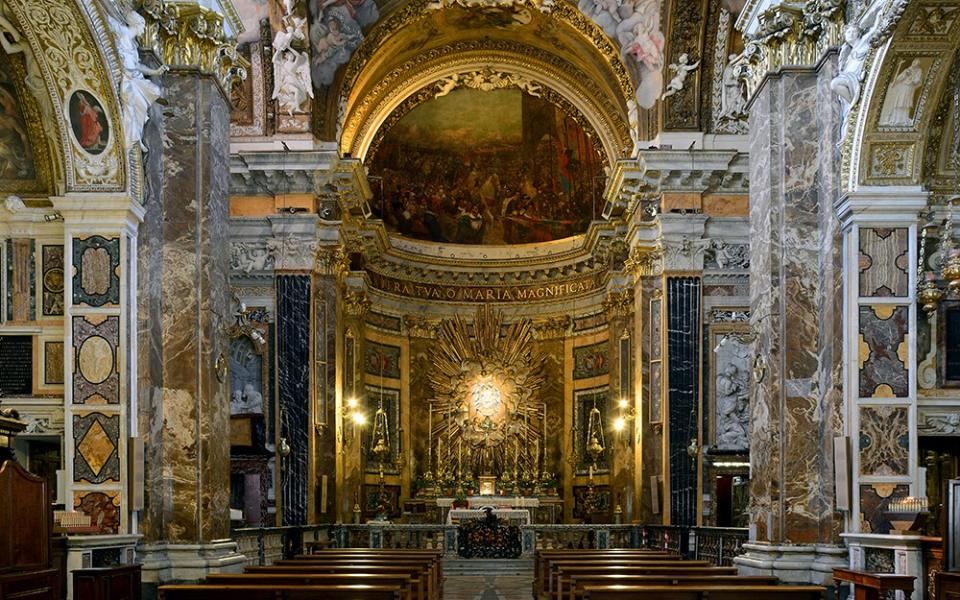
[138,540,247,598]
[734,542,848,585]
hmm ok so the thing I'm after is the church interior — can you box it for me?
[1,0,960,598]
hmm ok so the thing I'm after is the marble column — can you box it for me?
[734,55,847,583]
[137,69,243,586]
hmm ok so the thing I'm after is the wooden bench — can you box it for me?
[273,557,440,599]
[536,554,685,598]
[580,585,827,600]
[246,564,438,600]
[158,583,405,600]
[535,550,675,591]
[207,572,422,600]
[544,560,718,599]
[564,575,779,600]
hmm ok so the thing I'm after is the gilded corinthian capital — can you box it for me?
[138,0,248,91]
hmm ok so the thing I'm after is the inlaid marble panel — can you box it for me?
[72,236,120,307]
[864,547,896,573]
[573,341,609,380]
[5,238,34,321]
[366,311,401,332]
[859,483,910,534]
[859,228,909,297]
[859,305,909,398]
[364,340,401,379]
[73,490,120,534]
[41,245,64,316]
[73,412,120,484]
[72,315,119,404]
[859,405,910,476]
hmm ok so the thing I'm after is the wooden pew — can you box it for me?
[564,575,779,600]
[207,572,422,600]
[581,584,826,600]
[158,583,405,600]
[274,557,440,599]
[246,564,438,600]
[544,560,717,600]
[534,551,678,597]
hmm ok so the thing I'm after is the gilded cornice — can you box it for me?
[341,40,630,164]
[739,0,844,104]
[138,0,248,93]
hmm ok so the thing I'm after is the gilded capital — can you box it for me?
[316,245,348,277]
[603,289,633,319]
[342,290,370,317]
[531,315,571,340]
[624,246,662,278]
[739,0,844,101]
[404,315,439,339]
[138,0,248,92]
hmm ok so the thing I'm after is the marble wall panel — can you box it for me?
[44,340,64,385]
[667,277,700,526]
[277,274,311,525]
[573,312,608,332]
[40,245,63,316]
[72,315,119,405]
[74,490,120,534]
[73,412,120,484]
[5,238,34,321]
[859,483,910,534]
[408,337,433,487]
[864,548,896,573]
[859,405,910,476]
[859,305,909,398]
[537,341,565,484]
[315,276,337,521]
[364,340,401,379]
[72,236,120,307]
[859,228,909,297]
[573,341,609,380]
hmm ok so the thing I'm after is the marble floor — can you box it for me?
[444,575,534,600]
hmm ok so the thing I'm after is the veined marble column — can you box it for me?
[137,68,243,586]
[734,54,847,583]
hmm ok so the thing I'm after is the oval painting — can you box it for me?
[68,90,109,155]
[368,87,605,245]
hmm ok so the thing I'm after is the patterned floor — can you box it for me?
[444,575,534,600]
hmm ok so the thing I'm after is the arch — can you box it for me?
[334,1,636,168]
[843,2,960,194]
[4,0,131,194]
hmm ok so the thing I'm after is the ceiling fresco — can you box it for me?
[0,49,50,195]
[367,87,605,245]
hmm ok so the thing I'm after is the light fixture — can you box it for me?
[351,411,367,426]
[346,397,358,409]
[613,416,626,432]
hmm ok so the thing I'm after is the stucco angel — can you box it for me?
[661,53,699,99]
[273,48,314,115]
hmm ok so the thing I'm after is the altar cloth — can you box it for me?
[447,507,531,525]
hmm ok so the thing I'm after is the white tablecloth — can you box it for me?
[446,508,531,525]
[436,496,540,508]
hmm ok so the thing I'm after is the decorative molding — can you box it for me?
[918,410,960,435]
[342,289,370,317]
[603,288,633,319]
[138,0,248,94]
[531,315,571,340]
[267,234,318,271]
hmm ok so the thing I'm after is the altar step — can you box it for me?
[443,558,534,577]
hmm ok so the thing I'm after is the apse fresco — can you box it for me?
[369,88,605,245]
[0,54,36,181]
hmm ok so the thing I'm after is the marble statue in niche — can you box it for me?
[714,334,749,450]
[880,58,925,127]
[661,53,699,99]
[230,336,264,415]
[108,8,168,151]
[719,54,747,123]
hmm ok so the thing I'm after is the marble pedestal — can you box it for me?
[841,533,927,600]
[734,542,848,585]
[65,534,141,600]
[138,540,246,598]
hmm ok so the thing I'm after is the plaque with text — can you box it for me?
[0,335,33,395]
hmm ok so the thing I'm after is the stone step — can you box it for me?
[442,558,534,577]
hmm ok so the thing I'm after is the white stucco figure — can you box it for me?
[880,58,924,126]
[661,53,699,99]
[110,10,168,151]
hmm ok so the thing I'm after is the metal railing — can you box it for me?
[315,523,746,565]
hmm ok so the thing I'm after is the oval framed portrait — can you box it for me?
[68,90,109,155]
